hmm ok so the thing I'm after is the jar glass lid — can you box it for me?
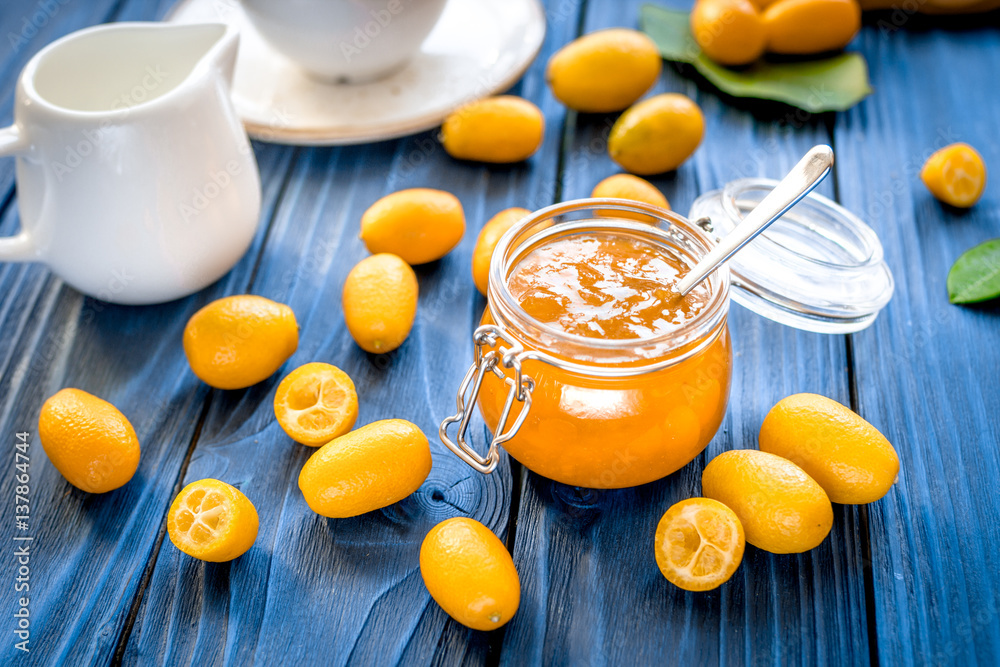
[688,178,894,334]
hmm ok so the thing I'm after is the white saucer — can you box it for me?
[167,0,546,145]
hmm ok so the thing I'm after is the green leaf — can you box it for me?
[639,4,873,113]
[947,238,1000,304]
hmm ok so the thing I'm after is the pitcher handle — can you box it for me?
[0,124,34,262]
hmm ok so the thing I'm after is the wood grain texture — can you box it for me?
[0,2,299,663]
[120,3,584,665]
[0,138,296,665]
[498,1,870,664]
[833,19,1000,666]
[2,0,1000,665]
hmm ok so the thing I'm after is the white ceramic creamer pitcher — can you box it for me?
[0,22,261,305]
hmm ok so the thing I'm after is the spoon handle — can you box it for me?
[674,144,834,297]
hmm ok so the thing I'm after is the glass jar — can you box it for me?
[440,199,730,488]
[440,187,893,489]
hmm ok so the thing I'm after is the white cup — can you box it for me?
[240,0,450,83]
[0,22,261,305]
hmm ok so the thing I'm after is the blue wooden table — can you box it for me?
[1,0,998,664]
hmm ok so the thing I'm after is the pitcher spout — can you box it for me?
[165,22,240,87]
[196,23,240,87]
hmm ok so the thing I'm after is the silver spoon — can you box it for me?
[674,144,834,297]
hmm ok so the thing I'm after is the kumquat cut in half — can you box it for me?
[654,497,745,591]
[274,362,359,447]
[167,479,259,562]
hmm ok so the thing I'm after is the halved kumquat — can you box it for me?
[167,478,259,562]
[274,362,359,446]
[654,497,745,591]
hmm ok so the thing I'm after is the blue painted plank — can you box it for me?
[834,20,1000,666]
[4,0,997,664]
[498,1,870,664]
[121,140,516,666]
[121,2,584,665]
[0,140,297,665]
[0,1,299,660]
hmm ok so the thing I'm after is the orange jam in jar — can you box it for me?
[506,233,711,339]
[466,199,732,488]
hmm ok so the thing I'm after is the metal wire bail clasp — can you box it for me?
[439,324,534,474]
